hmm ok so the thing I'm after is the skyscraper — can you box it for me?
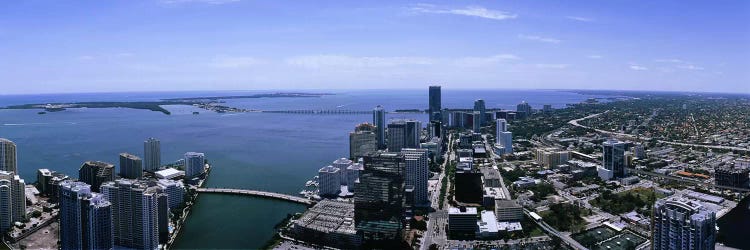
[373,105,386,149]
[0,138,17,174]
[101,179,159,249]
[496,131,513,155]
[402,148,429,207]
[78,161,115,192]
[495,118,507,135]
[602,139,627,179]
[429,86,442,122]
[184,152,206,178]
[354,152,406,247]
[387,119,421,152]
[144,138,161,172]
[516,101,532,117]
[473,99,486,125]
[119,153,143,179]
[59,181,113,250]
[349,123,378,160]
[472,111,481,132]
[0,171,25,233]
[653,195,716,250]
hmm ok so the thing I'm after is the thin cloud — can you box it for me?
[210,56,265,68]
[518,34,562,44]
[411,4,517,21]
[566,16,594,22]
[286,54,520,69]
[160,0,240,5]
[587,55,603,59]
[630,65,648,71]
[535,64,568,69]
[454,54,520,67]
[677,65,704,71]
[654,59,684,63]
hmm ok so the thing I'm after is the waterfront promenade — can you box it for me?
[197,188,315,205]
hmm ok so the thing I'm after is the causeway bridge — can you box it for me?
[196,188,315,205]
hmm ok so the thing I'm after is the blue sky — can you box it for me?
[0,0,748,94]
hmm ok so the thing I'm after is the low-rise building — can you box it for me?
[448,207,478,239]
[495,200,523,222]
[155,168,185,180]
[289,200,362,249]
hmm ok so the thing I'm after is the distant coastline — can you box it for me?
[1,92,331,115]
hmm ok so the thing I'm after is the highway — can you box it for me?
[627,168,750,192]
[196,188,315,205]
[524,209,588,250]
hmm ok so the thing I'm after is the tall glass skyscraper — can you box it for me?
[386,119,421,152]
[354,152,406,247]
[0,138,17,174]
[429,86,441,122]
[602,139,627,178]
[653,195,716,250]
[473,99,486,125]
[373,105,386,149]
[144,138,161,172]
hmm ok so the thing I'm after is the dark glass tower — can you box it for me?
[354,152,406,247]
[429,86,442,122]
[373,105,386,149]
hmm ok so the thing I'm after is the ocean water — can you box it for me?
[0,89,600,249]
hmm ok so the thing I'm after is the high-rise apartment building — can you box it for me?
[495,118,507,134]
[474,99,486,125]
[535,148,570,169]
[429,86,442,122]
[144,138,161,172]
[349,123,378,160]
[101,179,159,250]
[119,153,143,179]
[496,131,513,155]
[0,171,25,233]
[472,111,481,132]
[373,105,386,149]
[156,179,186,209]
[79,161,115,192]
[184,152,205,178]
[402,148,429,207]
[0,138,17,174]
[59,181,113,250]
[386,119,421,152]
[653,195,716,250]
[318,165,341,197]
[354,152,406,246]
[602,139,627,179]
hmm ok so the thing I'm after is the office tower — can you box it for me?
[474,99,486,125]
[448,207,478,238]
[602,139,627,179]
[516,101,532,117]
[495,118,507,134]
[373,105,386,149]
[184,152,205,178]
[354,152,406,246]
[144,138,161,172]
[349,123,378,160]
[496,131,513,155]
[119,153,143,179]
[386,119,421,152]
[101,179,159,249]
[0,138,17,174]
[157,179,186,209]
[37,169,54,195]
[715,165,749,188]
[494,200,523,222]
[543,104,552,112]
[79,161,115,192]
[318,166,341,197]
[653,195,716,250]
[59,181,114,250]
[428,86,442,122]
[0,171,25,233]
[632,143,646,159]
[472,111,481,132]
[402,148,429,207]
[429,120,441,139]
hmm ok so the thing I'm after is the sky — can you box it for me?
[0,0,749,94]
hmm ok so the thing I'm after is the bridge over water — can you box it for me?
[196,188,315,205]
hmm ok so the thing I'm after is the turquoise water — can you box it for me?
[0,89,598,248]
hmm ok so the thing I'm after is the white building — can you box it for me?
[155,168,185,180]
[157,179,186,209]
[477,211,499,239]
[184,152,205,178]
[0,138,17,174]
[0,171,25,233]
[333,158,353,185]
[345,162,364,188]
[402,148,429,207]
[143,138,161,172]
[318,166,341,197]
[100,179,159,249]
[496,131,513,155]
